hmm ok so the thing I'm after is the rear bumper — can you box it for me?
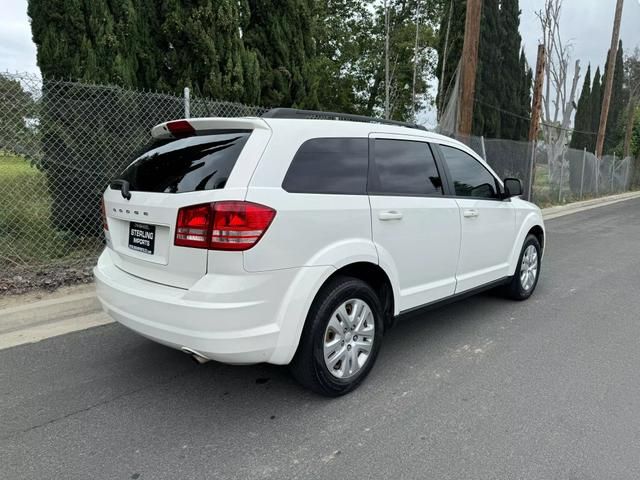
[94,251,330,365]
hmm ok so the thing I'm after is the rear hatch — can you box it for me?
[102,119,270,289]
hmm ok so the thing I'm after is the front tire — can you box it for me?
[290,276,384,397]
[504,234,541,300]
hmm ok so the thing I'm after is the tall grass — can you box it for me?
[0,154,79,267]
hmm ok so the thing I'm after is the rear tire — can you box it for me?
[504,234,541,300]
[290,276,384,397]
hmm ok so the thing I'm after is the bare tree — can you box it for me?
[411,0,421,121]
[537,0,581,185]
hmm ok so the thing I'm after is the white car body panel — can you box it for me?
[367,132,460,311]
[453,197,516,292]
[507,198,546,274]
[95,116,545,366]
[243,189,373,272]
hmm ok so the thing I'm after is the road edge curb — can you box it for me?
[0,290,103,334]
[541,191,640,220]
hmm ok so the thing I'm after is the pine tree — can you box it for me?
[243,0,319,108]
[589,67,602,153]
[570,64,592,150]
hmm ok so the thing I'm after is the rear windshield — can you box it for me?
[114,130,251,193]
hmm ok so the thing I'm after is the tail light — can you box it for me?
[210,201,276,251]
[174,201,276,251]
[175,204,212,248]
[100,198,109,231]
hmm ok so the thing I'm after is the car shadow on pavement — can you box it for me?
[115,289,516,401]
[2,289,526,446]
[102,290,517,412]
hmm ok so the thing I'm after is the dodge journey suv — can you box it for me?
[94,108,544,396]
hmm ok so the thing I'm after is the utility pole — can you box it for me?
[527,44,546,200]
[457,0,482,138]
[595,0,624,159]
[384,0,391,120]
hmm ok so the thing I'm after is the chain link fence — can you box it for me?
[0,72,266,290]
[0,71,637,290]
[448,133,635,207]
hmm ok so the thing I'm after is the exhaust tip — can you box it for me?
[181,347,210,365]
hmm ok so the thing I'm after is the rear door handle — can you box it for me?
[379,210,403,221]
[463,208,479,218]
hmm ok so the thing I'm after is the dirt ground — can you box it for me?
[0,260,94,297]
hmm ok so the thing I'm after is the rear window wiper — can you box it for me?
[110,179,132,200]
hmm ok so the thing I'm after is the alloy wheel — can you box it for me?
[323,298,376,379]
[520,244,538,291]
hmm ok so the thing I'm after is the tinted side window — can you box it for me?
[371,139,443,195]
[115,131,250,193]
[282,138,368,194]
[440,145,498,199]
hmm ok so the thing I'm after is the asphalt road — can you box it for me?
[2,199,640,480]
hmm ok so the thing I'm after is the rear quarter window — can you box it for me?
[282,137,368,195]
[114,131,251,193]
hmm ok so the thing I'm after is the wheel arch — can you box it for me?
[323,262,396,331]
[508,213,546,276]
[528,224,545,253]
[269,260,398,365]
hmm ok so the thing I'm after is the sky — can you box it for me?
[519,0,640,85]
[1,0,639,127]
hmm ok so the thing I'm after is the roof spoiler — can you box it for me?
[151,117,270,139]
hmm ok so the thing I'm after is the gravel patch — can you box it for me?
[0,260,95,297]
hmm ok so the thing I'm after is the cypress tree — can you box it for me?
[29,0,259,102]
[603,40,626,154]
[157,0,260,104]
[112,0,161,90]
[516,48,533,140]
[29,0,108,82]
[472,0,501,138]
[498,0,525,140]
[244,0,319,108]
[570,64,592,150]
[436,0,531,138]
[589,67,602,153]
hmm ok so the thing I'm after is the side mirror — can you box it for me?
[503,178,522,198]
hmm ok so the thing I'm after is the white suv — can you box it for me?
[94,109,544,396]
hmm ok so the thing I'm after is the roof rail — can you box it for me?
[261,108,428,131]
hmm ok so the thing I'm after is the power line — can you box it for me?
[473,98,599,136]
